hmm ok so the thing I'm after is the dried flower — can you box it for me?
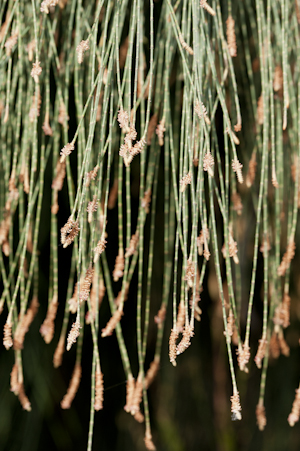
[176,324,194,355]
[94,233,107,263]
[31,61,42,83]
[180,171,192,192]
[200,0,216,16]
[144,430,156,450]
[3,318,13,350]
[130,373,143,415]
[10,362,19,394]
[169,328,178,367]
[125,231,139,258]
[79,266,94,302]
[179,33,194,55]
[18,383,32,411]
[113,250,125,282]
[26,40,35,62]
[156,118,166,146]
[145,357,160,388]
[94,364,104,411]
[288,386,300,427]
[257,94,264,125]
[277,238,295,277]
[101,307,123,337]
[61,363,82,408]
[203,151,214,177]
[5,31,18,56]
[147,113,158,145]
[53,336,65,368]
[76,39,89,64]
[273,293,290,329]
[85,165,99,187]
[185,257,195,288]
[60,142,75,163]
[58,101,69,125]
[254,338,268,369]
[232,157,244,184]
[246,151,257,187]
[124,374,135,413]
[14,296,39,350]
[142,189,152,213]
[40,295,58,344]
[61,216,79,248]
[230,390,242,421]
[108,179,118,209]
[66,319,81,351]
[232,192,243,215]
[226,15,237,57]
[117,108,129,132]
[256,402,267,430]
[154,304,167,329]
[195,99,210,125]
[273,65,283,92]
[52,160,65,192]
[237,342,250,373]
